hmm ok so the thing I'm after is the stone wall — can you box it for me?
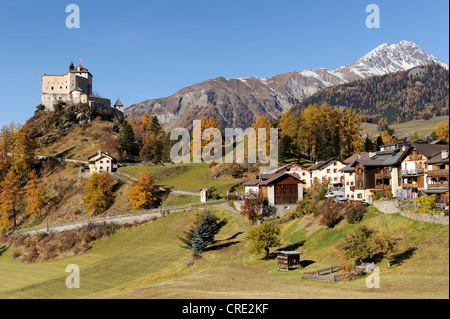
[373,200,449,225]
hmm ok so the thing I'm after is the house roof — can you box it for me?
[343,152,369,164]
[411,142,449,159]
[356,148,408,167]
[243,171,305,187]
[275,162,311,173]
[424,149,449,165]
[259,172,304,186]
[88,150,115,161]
[308,157,345,171]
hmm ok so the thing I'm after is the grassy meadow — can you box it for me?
[0,205,448,299]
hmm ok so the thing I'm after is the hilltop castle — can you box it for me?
[41,62,124,119]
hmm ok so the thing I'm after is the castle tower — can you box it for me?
[114,98,124,113]
[69,61,74,71]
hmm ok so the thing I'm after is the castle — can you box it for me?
[41,62,124,119]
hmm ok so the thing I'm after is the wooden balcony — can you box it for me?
[410,154,422,161]
[428,181,449,189]
[401,168,424,176]
[375,170,391,180]
[403,183,420,189]
[375,184,391,191]
[427,169,449,177]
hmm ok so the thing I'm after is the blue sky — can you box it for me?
[0,0,448,127]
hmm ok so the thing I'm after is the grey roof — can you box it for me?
[114,98,124,107]
[340,163,355,172]
[308,157,344,171]
[424,150,449,165]
[356,148,407,167]
[412,142,449,159]
[277,251,302,255]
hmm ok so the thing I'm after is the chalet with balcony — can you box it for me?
[400,141,449,199]
[340,148,407,202]
[340,152,369,200]
[424,148,449,200]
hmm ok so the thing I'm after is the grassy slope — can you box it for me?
[361,116,449,140]
[119,163,247,196]
[0,206,447,299]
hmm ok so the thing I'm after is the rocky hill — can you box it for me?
[125,40,448,130]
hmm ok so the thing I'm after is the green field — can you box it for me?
[0,206,448,299]
[119,162,247,196]
[361,116,449,140]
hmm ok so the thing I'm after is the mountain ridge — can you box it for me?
[125,41,449,130]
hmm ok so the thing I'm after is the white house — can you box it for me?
[88,150,117,175]
[308,158,346,192]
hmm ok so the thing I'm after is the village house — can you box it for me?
[400,141,449,199]
[271,163,312,189]
[243,171,305,207]
[88,150,118,175]
[340,152,369,200]
[340,148,407,202]
[308,158,346,193]
[424,148,449,201]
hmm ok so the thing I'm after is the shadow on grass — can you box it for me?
[299,260,315,268]
[206,241,240,251]
[391,247,418,266]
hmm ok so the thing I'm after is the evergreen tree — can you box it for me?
[120,122,138,160]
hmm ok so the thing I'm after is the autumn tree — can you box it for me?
[0,170,21,228]
[251,115,274,156]
[244,222,281,259]
[12,122,36,178]
[0,123,16,179]
[128,170,161,210]
[190,117,221,162]
[83,172,115,214]
[432,120,449,142]
[24,170,46,218]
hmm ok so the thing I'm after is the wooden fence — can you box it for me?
[301,266,347,282]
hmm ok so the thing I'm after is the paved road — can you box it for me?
[12,201,229,237]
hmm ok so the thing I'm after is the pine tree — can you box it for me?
[120,122,138,160]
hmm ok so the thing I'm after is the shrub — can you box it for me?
[317,201,343,228]
[344,203,366,224]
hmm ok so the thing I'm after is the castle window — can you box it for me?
[51,87,54,90]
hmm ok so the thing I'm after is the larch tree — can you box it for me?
[244,222,281,259]
[83,172,115,214]
[24,170,46,218]
[0,170,21,228]
[251,115,274,157]
[127,170,161,210]
[433,120,449,142]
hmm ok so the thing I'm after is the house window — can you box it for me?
[346,182,349,185]
[333,169,337,173]
[350,182,354,186]
[349,173,353,176]
[357,194,362,199]
[327,169,331,173]
[358,168,362,175]
[358,181,362,187]
[351,195,354,199]
[302,172,305,176]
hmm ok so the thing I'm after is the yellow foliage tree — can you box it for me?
[251,115,273,156]
[83,172,115,214]
[433,120,449,143]
[24,170,46,218]
[0,170,21,228]
[128,170,161,210]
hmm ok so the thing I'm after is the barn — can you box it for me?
[243,171,305,206]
